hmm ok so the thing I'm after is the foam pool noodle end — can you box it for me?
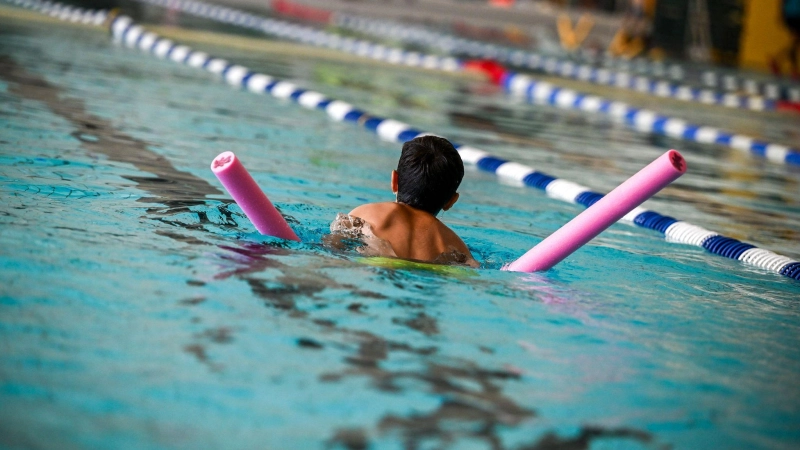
[210,151,301,241]
[505,149,686,273]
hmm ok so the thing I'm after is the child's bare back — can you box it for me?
[330,136,478,268]
[349,202,477,266]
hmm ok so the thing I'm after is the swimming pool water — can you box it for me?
[1,9,799,449]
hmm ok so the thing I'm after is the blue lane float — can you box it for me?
[114,0,800,167]
[103,14,799,282]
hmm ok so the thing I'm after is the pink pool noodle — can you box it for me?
[505,150,686,273]
[210,151,300,241]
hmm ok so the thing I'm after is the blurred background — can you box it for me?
[66,0,800,76]
[141,0,797,76]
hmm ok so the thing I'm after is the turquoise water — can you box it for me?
[1,12,799,450]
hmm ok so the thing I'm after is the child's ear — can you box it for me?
[442,192,459,211]
[391,170,399,194]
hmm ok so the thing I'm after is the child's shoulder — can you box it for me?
[349,202,397,220]
[350,201,395,213]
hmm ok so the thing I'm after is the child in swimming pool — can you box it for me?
[330,136,479,267]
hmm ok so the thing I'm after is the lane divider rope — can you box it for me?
[498,70,800,166]
[580,52,800,104]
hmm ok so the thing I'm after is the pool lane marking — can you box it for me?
[104,15,800,281]
[118,0,800,166]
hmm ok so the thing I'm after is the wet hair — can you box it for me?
[395,136,464,216]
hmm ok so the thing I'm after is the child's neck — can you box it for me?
[394,201,439,218]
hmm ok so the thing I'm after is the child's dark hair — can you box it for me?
[396,136,464,216]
